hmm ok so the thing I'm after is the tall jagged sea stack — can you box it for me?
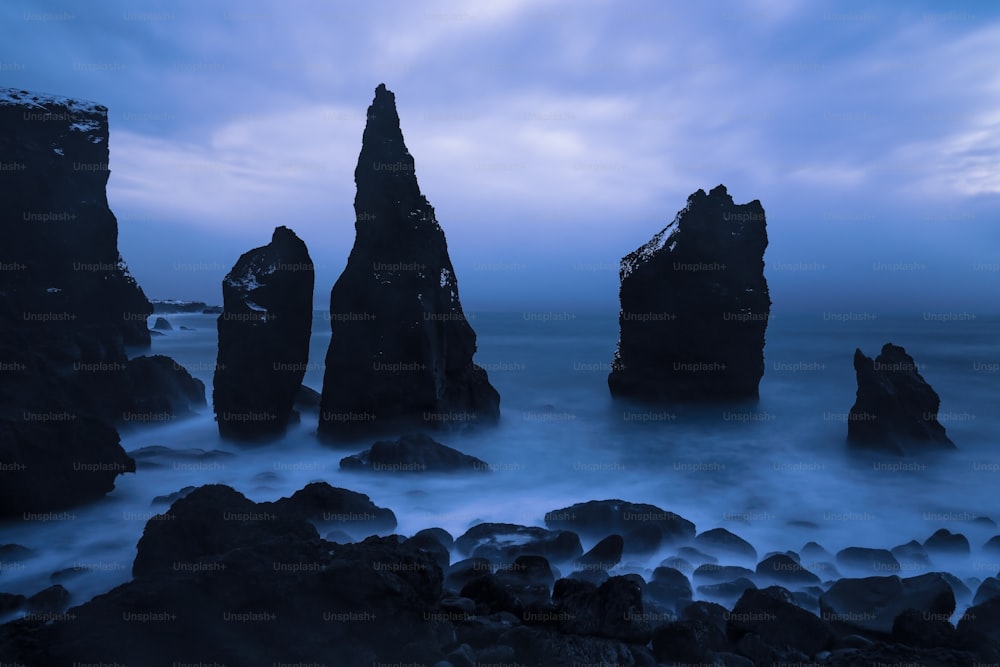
[318,84,499,439]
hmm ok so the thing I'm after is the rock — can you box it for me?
[694,527,758,562]
[651,619,731,664]
[576,535,624,573]
[645,566,693,612]
[294,384,322,413]
[756,553,822,588]
[847,343,954,454]
[213,226,314,441]
[499,624,638,667]
[445,558,494,593]
[23,585,70,615]
[892,608,960,649]
[891,540,933,572]
[552,575,652,644]
[835,546,901,575]
[340,433,489,473]
[974,577,1000,605]
[151,486,197,506]
[0,544,33,561]
[495,555,556,608]
[727,586,835,657]
[0,88,205,515]
[984,534,1000,554]
[819,573,955,634]
[958,595,1000,646]
[202,305,223,314]
[696,577,757,604]
[924,528,971,556]
[318,84,500,440]
[117,355,206,422]
[800,541,832,561]
[454,523,583,563]
[414,527,454,551]
[608,184,770,401]
[151,316,172,331]
[0,593,25,617]
[265,481,397,537]
[660,556,695,574]
[544,499,695,547]
[150,300,208,313]
[676,546,718,565]
[693,564,755,584]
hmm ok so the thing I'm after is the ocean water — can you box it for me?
[2,309,998,619]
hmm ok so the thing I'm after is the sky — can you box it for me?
[2,0,999,313]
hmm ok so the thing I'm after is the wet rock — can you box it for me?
[835,546,901,575]
[695,527,758,562]
[924,528,971,556]
[576,534,624,573]
[819,572,955,634]
[755,553,822,588]
[847,343,954,454]
[455,523,582,563]
[318,84,499,440]
[544,499,695,547]
[608,184,770,401]
[727,586,835,657]
[340,433,489,473]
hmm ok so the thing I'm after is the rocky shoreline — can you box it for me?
[2,483,999,666]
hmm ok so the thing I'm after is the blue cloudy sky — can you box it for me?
[2,0,998,312]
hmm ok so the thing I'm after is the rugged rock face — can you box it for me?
[848,343,954,454]
[318,83,499,440]
[213,226,314,440]
[0,88,202,515]
[608,185,770,401]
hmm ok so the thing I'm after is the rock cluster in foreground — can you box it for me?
[609,185,770,402]
[213,226,314,441]
[318,83,499,441]
[0,88,204,515]
[2,486,998,666]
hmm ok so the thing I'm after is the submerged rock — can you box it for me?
[608,185,770,401]
[318,84,499,440]
[340,432,489,473]
[847,343,954,454]
[213,226,314,441]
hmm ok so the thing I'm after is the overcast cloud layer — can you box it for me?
[2,0,998,312]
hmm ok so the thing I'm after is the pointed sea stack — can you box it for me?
[608,185,770,402]
[0,88,203,515]
[847,343,954,454]
[317,84,499,440]
[213,226,314,440]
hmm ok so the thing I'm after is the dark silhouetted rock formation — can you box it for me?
[608,185,770,401]
[0,88,203,515]
[340,432,489,472]
[213,226,314,440]
[847,343,954,454]
[318,84,499,440]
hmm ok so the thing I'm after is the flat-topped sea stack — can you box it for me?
[609,185,771,402]
[848,343,955,455]
[0,88,203,515]
[213,226,314,441]
[318,84,499,440]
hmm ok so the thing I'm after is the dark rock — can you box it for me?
[958,595,1000,646]
[576,534,623,573]
[819,572,955,634]
[455,523,582,563]
[152,316,172,331]
[974,576,1000,605]
[800,541,832,561]
[0,593,25,616]
[892,607,959,648]
[645,566,693,611]
[651,619,731,664]
[499,624,637,667]
[984,534,1000,554]
[608,184,770,401]
[847,343,954,454]
[891,539,933,572]
[696,577,757,604]
[836,546,901,575]
[117,355,206,422]
[294,384,322,413]
[622,523,662,555]
[404,532,451,571]
[264,481,397,537]
[693,564,755,584]
[694,527,758,562]
[0,88,205,515]
[213,226,314,441]
[445,558,494,593]
[552,575,652,643]
[495,555,556,608]
[681,600,730,634]
[151,486,197,506]
[178,326,194,331]
[544,499,695,547]
[340,433,489,473]
[414,527,454,551]
[460,574,523,617]
[727,586,835,657]
[201,305,223,314]
[0,544,34,561]
[23,584,70,615]
[659,556,695,573]
[755,553,822,587]
[318,84,500,440]
[924,528,971,556]
[151,300,208,313]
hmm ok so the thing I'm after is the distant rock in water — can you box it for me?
[150,299,210,313]
[0,87,202,515]
[340,433,489,472]
[318,84,499,440]
[608,185,770,401]
[213,226,314,441]
[847,343,954,454]
[152,316,172,331]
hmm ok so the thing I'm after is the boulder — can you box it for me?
[544,499,695,547]
[755,553,822,588]
[727,586,835,657]
[455,523,583,563]
[151,316,172,331]
[318,84,499,439]
[340,433,489,473]
[835,546,901,575]
[608,184,770,401]
[847,343,954,454]
[213,226,314,441]
[819,572,955,634]
[694,527,758,562]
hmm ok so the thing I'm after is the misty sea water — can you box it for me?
[2,309,998,620]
